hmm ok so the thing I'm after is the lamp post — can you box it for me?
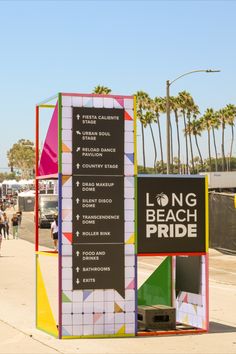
[166,69,220,174]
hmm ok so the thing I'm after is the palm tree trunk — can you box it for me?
[149,123,157,172]
[170,119,173,172]
[156,117,164,172]
[187,115,195,174]
[183,112,189,173]
[194,135,204,170]
[212,127,218,172]
[222,121,226,171]
[207,129,212,172]
[174,110,181,173]
[141,122,146,172]
[229,125,234,171]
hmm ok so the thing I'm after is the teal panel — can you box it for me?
[138,257,172,306]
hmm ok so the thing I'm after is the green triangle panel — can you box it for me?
[138,257,172,306]
[62,292,72,303]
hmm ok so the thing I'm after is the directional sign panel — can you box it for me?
[73,244,125,297]
[72,107,124,175]
[60,94,136,338]
[72,176,124,244]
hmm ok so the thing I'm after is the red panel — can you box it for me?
[138,329,207,336]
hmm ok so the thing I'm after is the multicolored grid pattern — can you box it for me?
[60,94,136,337]
[172,255,207,329]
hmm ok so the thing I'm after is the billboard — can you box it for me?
[137,176,207,254]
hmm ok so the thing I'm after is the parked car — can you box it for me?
[38,194,58,228]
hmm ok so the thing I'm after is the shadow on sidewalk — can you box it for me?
[209,321,236,333]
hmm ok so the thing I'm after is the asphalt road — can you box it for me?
[20,211,236,326]
[18,211,236,287]
[16,211,54,249]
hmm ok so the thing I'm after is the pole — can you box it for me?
[35,106,39,252]
[166,80,170,174]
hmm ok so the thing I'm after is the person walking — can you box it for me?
[51,214,58,251]
[0,213,5,238]
[16,210,22,226]
[2,212,9,239]
[11,214,19,239]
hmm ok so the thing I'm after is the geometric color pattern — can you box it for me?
[138,256,172,307]
[60,94,136,337]
[36,256,58,337]
[38,103,58,177]
[173,255,207,330]
[36,92,208,338]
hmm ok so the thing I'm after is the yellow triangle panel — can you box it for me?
[126,233,134,244]
[116,325,125,335]
[36,258,58,337]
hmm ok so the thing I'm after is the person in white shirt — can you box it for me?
[50,214,58,251]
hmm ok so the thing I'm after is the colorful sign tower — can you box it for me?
[35,93,209,339]
[35,93,136,338]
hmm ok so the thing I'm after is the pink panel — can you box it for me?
[115,98,124,107]
[38,103,58,176]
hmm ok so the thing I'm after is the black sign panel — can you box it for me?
[176,256,201,295]
[138,176,206,253]
[72,176,124,244]
[72,107,124,175]
[73,244,125,297]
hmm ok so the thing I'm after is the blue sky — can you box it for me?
[0,0,236,171]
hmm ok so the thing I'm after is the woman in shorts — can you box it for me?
[51,214,58,251]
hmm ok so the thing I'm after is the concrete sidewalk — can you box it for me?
[0,238,236,354]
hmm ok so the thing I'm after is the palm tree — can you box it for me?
[178,91,194,173]
[170,95,181,173]
[225,104,236,170]
[188,118,204,171]
[201,109,214,172]
[217,108,227,171]
[172,156,181,174]
[136,91,150,172]
[93,85,112,94]
[161,96,174,170]
[153,97,165,172]
[143,110,158,171]
[209,109,220,172]
[187,102,199,173]
[193,156,203,173]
